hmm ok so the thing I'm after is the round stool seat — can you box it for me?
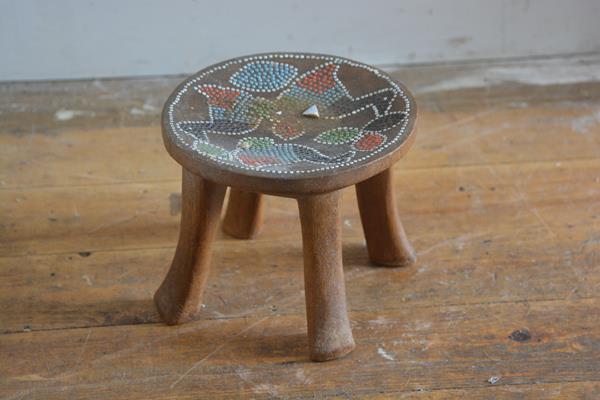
[162,53,417,195]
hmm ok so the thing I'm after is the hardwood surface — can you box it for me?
[2,56,600,399]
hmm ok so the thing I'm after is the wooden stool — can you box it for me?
[155,53,417,361]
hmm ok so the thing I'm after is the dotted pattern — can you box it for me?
[315,127,362,145]
[230,61,298,92]
[363,111,406,132]
[166,53,413,176]
[280,63,345,108]
[328,88,397,119]
[296,63,338,93]
[236,141,354,169]
[353,132,386,152]
[272,119,304,140]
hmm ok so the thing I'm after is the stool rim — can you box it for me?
[161,52,418,196]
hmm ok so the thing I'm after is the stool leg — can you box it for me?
[154,168,226,325]
[222,189,264,239]
[355,168,416,266]
[297,191,355,361]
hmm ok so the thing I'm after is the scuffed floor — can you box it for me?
[1,54,600,399]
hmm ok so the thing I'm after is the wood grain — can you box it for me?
[2,105,600,190]
[1,159,599,335]
[2,157,597,257]
[1,299,599,399]
[2,58,600,398]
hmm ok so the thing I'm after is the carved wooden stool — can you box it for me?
[155,53,417,361]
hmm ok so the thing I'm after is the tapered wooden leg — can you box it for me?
[297,191,355,361]
[222,189,264,239]
[154,168,226,325]
[355,168,416,266]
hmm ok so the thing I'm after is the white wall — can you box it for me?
[2,0,600,81]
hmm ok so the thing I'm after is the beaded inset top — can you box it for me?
[164,53,416,177]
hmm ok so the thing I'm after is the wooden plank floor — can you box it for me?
[2,55,600,399]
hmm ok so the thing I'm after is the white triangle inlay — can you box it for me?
[302,104,320,119]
